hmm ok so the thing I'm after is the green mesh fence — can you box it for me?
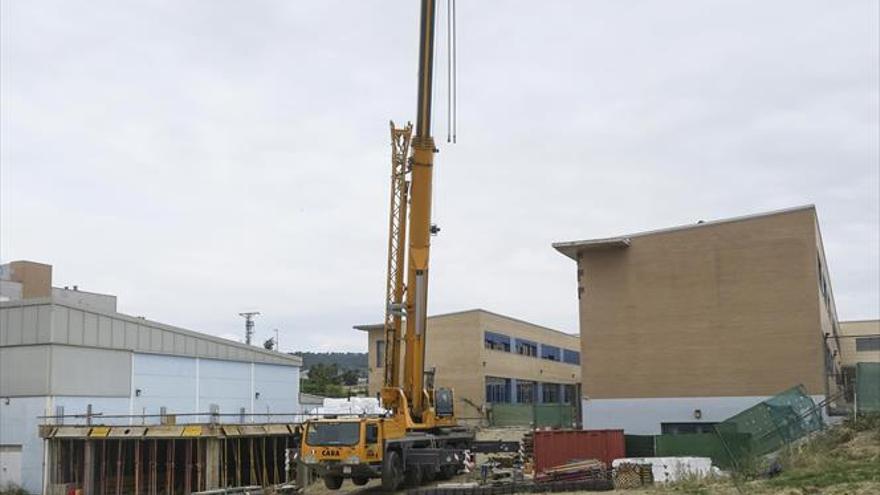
[624,434,655,458]
[856,363,880,413]
[489,403,576,427]
[490,404,534,426]
[654,432,750,469]
[714,385,823,470]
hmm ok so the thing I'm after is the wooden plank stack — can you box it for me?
[612,462,653,489]
[534,459,607,484]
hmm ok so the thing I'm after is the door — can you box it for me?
[0,445,22,487]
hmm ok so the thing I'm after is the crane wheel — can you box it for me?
[382,450,403,492]
[437,464,457,480]
[422,467,437,482]
[404,464,422,487]
[323,475,343,490]
[352,476,370,486]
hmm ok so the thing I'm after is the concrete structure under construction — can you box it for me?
[356,309,581,425]
[554,205,847,434]
[0,261,302,494]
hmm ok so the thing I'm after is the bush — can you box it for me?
[0,483,30,495]
[844,413,880,433]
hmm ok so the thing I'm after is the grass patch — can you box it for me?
[767,458,880,489]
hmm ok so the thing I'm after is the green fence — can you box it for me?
[624,434,655,458]
[712,385,823,471]
[620,386,825,473]
[654,432,751,469]
[489,403,576,428]
[856,362,880,414]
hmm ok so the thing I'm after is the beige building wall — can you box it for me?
[553,206,846,433]
[4,261,52,299]
[839,320,880,366]
[359,309,580,420]
[557,206,837,401]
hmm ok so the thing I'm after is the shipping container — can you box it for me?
[533,429,625,473]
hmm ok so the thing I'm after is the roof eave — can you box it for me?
[552,237,632,260]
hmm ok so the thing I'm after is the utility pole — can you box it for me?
[274,328,280,352]
[238,312,260,345]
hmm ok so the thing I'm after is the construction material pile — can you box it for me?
[534,459,607,484]
[522,430,534,471]
[611,462,653,489]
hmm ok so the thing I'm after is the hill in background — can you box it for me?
[292,351,368,374]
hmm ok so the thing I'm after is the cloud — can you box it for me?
[2,0,877,352]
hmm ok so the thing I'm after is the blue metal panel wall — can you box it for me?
[253,363,300,421]
[199,358,252,420]
[132,353,198,422]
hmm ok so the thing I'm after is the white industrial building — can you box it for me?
[0,261,302,493]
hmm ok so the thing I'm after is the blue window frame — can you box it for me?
[541,383,560,403]
[485,376,511,403]
[541,344,561,361]
[563,349,580,365]
[516,381,536,404]
[515,338,538,357]
[485,331,511,352]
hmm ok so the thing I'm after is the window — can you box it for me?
[306,422,361,446]
[562,384,577,404]
[856,336,880,352]
[485,331,511,352]
[485,376,511,403]
[563,349,580,365]
[365,424,379,444]
[376,340,385,368]
[515,339,538,357]
[541,383,559,403]
[541,345,560,361]
[516,381,535,404]
[661,422,718,435]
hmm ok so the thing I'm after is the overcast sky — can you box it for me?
[2,1,877,352]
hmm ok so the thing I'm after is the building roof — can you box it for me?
[0,297,302,366]
[553,204,816,260]
[353,308,578,338]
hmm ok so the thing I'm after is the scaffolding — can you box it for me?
[39,412,316,495]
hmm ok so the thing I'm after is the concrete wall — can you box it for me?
[50,288,117,313]
[0,301,300,366]
[573,207,828,400]
[0,353,301,494]
[0,397,50,494]
[0,346,51,396]
[0,345,130,397]
[1,280,23,302]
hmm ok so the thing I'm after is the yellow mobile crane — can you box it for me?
[300,0,475,490]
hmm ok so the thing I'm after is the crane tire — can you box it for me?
[382,450,403,492]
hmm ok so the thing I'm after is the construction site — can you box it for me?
[1,0,878,494]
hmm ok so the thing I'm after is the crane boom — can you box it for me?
[402,0,438,417]
[301,4,466,491]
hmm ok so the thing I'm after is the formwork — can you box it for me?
[40,423,301,494]
[532,429,625,473]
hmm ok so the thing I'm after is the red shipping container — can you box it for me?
[533,429,625,473]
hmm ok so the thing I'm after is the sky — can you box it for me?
[1,0,878,353]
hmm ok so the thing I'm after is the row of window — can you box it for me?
[856,336,880,352]
[485,376,577,404]
[484,332,580,365]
